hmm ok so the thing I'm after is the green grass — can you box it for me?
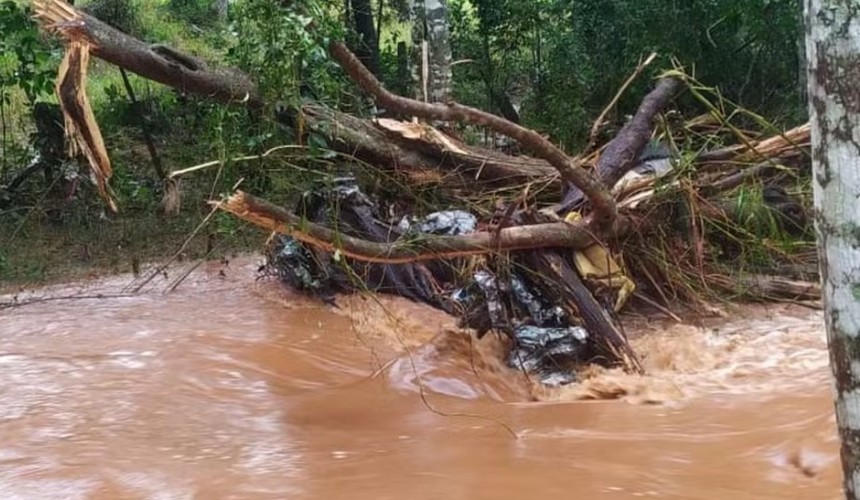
[0,181,265,289]
[0,0,270,288]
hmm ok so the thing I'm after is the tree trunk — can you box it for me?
[796,0,807,108]
[424,0,452,103]
[395,41,410,96]
[805,1,860,498]
[554,77,683,214]
[30,0,565,195]
[214,0,228,23]
[348,0,380,76]
[410,0,425,101]
[293,102,561,193]
[410,0,452,103]
[119,68,166,180]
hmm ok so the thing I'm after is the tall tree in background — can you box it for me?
[410,0,452,102]
[805,1,860,498]
[214,0,228,23]
[346,0,380,76]
[468,0,535,124]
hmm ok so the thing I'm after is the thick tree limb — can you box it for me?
[595,78,682,188]
[555,77,683,214]
[328,41,618,230]
[217,191,630,263]
[293,104,562,192]
[33,0,261,108]
[699,161,775,195]
[28,1,665,206]
[696,123,810,166]
[710,274,820,301]
[25,1,565,196]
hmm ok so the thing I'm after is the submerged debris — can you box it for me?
[457,270,589,385]
[265,176,450,309]
[471,270,507,330]
[267,235,338,304]
[509,326,589,387]
[265,178,595,386]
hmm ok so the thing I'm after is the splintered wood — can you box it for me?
[34,0,117,212]
[57,40,116,212]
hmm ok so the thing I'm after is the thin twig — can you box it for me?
[168,144,306,178]
[0,293,137,310]
[123,203,221,293]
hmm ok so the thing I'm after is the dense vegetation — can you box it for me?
[0,0,806,284]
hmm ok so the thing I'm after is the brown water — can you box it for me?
[0,258,841,499]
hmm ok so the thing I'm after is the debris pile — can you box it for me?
[265,178,600,385]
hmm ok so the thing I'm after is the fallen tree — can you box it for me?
[219,191,633,262]
[292,103,563,194]
[34,0,260,107]
[33,0,815,381]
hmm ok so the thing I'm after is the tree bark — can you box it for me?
[805,1,860,498]
[293,103,561,193]
[796,0,807,108]
[554,77,683,214]
[119,68,166,180]
[395,41,410,96]
[423,0,452,103]
[214,0,228,23]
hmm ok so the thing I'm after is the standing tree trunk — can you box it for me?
[479,30,519,124]
[796,0,807,108]
[348,0,380,76]
[395,41,409,96]
[410,0,452,103]
[805,1,860,498]
[119,68,165,180]
[214,0,228,23]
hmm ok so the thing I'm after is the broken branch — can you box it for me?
[555,76,683,214]
[217,191,630,263]
[33,0,261,108]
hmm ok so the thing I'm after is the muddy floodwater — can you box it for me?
[0,258,841,499]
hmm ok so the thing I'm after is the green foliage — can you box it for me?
[227,0,345,105]
[563,0,803,118]
[0,1,57,104]
[166,0,220,28]
[449,0,804,149]
[83,0,144,36]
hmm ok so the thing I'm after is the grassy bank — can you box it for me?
[0,190,264,288]
[0,0,285,288]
